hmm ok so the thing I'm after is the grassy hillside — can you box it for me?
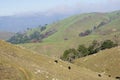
[42,12,109,41]
[20,10,120,57]
[42,10,120,42]
[74,47,120,78]
[0,40,115,80]
[0,31,14,40]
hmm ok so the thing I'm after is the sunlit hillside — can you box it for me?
[0,40,114,80]
[74,47,120,78]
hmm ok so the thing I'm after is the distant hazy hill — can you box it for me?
[0,31,14,40]
[0,40,114,80]
[0,14,69,32]
[74,47,120,78]
[21,10,120,57]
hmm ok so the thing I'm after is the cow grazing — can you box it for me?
[108,75,111,77]
[54,60,58,63]
[115,76,120,80]
[98,74,102,77]
[68,66,71,70]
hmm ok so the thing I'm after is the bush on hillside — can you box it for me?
[40,26,46,31]
[77,45,89,57]
[100,40,117,50]
[113,34,120,46]
[88,40,101,55]
[60,48,78,62]
[79,30,92,37]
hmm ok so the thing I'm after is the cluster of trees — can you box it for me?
[60,40,118,62]
[8,24,57,44]
[79,21,110,37]
[7,33,29,44]
[7,25,47,44]
[7,31,43,44]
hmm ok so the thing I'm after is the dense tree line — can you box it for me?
[7,25,47,44]
[60,40,118,62]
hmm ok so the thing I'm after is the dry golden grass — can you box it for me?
[74,46,120,78]
[0,40,115,80]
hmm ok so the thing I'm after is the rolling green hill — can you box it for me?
[0,40,114,80]
[20,10,120,58]
[74,46,120,78]
[42,12,109,41]
[43,11,120,42]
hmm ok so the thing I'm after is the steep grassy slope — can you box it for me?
[21,10,120,57]
[0,32,14,40]
[94,11,120,35]
[0,40,114,80]
[43,13,109,41]
[42,10,120,42]
[74,47,120,78]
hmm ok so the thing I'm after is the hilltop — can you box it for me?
[74,46,120,78]
[0,40,114,80]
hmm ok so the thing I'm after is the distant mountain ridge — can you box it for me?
[0,13,70,32]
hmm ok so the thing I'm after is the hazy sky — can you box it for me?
[0,0,120,16]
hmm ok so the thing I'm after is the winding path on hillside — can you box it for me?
[18,66,30,80]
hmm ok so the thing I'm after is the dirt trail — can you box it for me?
[18,66,30,80]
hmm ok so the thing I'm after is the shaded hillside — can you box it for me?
[74,47,120,78]
[0,32,14,40]
[0,40,114,80]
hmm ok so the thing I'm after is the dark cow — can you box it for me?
[98,74,102,77]
[68,66,71,70]
[115,76,120,80]
[54,60,58,63]
[108,75,111,77]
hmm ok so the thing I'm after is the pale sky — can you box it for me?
[0,0,120,16]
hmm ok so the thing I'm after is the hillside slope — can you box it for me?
[0,40,114,80]
[42,11,120,41]
[74,47,120,78]
[21,10,120,57]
